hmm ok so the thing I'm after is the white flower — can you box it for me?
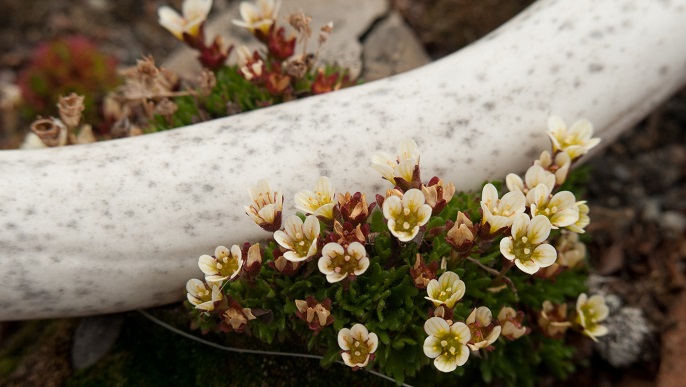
[423,317,471,372]
[318,242,369,283]
[274,215,320,262]
[465,307,502,351]
[232,0,281,35]
[480,183,526,233]
[371,138,420,186]
[338,324,379,368]
[294,176,335,219]
[382,189,432,242]
[158,0,213,40]
[547,115,601,159]
[500,214,557,274]
[576,293,609,341]
[198,245,243,282]
[498,307,528,340]
[425,271,466,308]
[505,165,555,194]
[186,279,223,311]
[556,231,586,268]
[565,201,590,233]
[245,179,283,231]
[534,150,572,185]
[528,184,580,228]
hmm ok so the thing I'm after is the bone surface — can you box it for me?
[2,0,686,320]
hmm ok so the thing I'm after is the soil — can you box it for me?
[0,1,684,386]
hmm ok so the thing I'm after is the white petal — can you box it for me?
[528,215,552,244]
[438,271,459,290]
[416,204,433,226]
[273,230,294,250]
[183,0,212,19]
[455,345,470,366]
[550,208,580,228]
[351,324,369,340]
[367,332,379,353]
[423,336,442,358]
[186,278,204,295]
[303,215,321,239]
[284,215,303,239]
[403,189,426,210]
[505,173,524,192]
[434,354,458,373]
[515,258,540,274]
[500,238,515,261]
[475,307,492,325]
[326,272,348,283]
[510,213,530,240]
[198,255,217,275]
[531,244,557,267]
[317,255,334,274]
[382,196,402,219]
[354,257,370,276]
[424,317,450,336]
[481,184,499,207]
[315,176,334,198]
[450,322,471,344]
[338,328,352,350]
[322,242,343,259]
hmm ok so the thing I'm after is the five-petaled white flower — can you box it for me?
[245,179,283,231]
[158,0,213,40]
[500,214,557,274]
[565,201,590,233]
[425,271,466,308]
[318,242,369,283]
[338,324,379,368]
[295,176,336,219]
[528,184,580,228]
[506,165,555,195]
[576,293,609,342]
[465,306,502,351]
[480,183,526,233]
[186,278,223,311]
[371,138,420,186]
[232,0,281,36]
[423,317,471,372]
[198,245,243,282]
[547,115,601,160]
[274,215,320,262]
[382,189,432,242]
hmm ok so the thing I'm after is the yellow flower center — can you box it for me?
[329,251,362,276]
[348,339,371,364]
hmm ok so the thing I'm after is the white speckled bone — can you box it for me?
[1,0,686,320]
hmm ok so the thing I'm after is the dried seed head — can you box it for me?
[197,69,217,96]
[284,55,309,78]
[30,117,67,147]
[57,93,85,129]
[154,98,178,117]
[288,11,312,41]
[319,21,334,45]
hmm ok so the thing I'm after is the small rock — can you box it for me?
[658,291,686,387]
[641,198,661,222]
[71,314,124,370]
[360,11,431,81]
[662,211,686,235]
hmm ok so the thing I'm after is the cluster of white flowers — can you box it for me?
[491,115,600,275]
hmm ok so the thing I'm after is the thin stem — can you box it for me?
[465,257,518,298]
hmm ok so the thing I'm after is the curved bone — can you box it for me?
[1,0,685,320]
